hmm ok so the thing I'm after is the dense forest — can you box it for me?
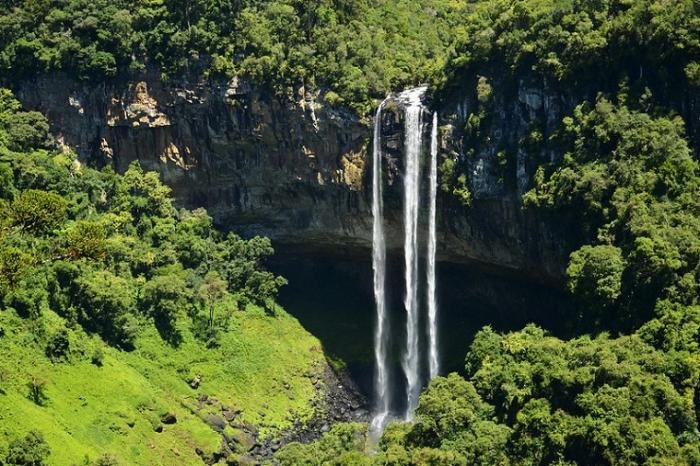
[0,0,699,465]
[0,0,468,112]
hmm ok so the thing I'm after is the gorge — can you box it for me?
[1,1,698,464]
[13,72,579,383]
[5,71,586,464]
[7,72,602,422]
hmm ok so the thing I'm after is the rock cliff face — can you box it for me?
[16,74,571,286]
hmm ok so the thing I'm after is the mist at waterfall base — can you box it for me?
[269,255,569,416]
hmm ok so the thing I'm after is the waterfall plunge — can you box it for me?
[427,111,440,381]
[370,88,440,436]
[399,87,426,420]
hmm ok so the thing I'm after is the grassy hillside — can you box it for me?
[0,303,324,465]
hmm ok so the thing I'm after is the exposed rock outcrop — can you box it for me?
[16,74,571,286]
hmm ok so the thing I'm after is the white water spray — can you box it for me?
[427,111,440,380]
[370,99,390,437]
[399,87,426,419]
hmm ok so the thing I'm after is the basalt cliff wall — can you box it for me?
[15,74,573,286]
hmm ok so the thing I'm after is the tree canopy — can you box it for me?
[0,0,471,112]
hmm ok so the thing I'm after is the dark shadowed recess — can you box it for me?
[268,249,570,412]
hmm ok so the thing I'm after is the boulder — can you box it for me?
[205,414,227,432]
[160,412,177,424]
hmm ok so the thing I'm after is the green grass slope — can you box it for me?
[0,305,324,465]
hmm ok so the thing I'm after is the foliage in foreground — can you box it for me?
[280,323,699,465]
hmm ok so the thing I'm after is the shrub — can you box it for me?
[45,328,70,362]
[5,430,50,466]
[91,345,105,367]
[5,287,44,320]
[26,375,48,406]
[93,453,121,466]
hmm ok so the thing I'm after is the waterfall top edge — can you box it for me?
[396,86,428,105]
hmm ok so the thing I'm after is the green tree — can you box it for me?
[198,270,227,331]
[10,190,67,235]
[0,111,51,152]
[0,89,50,152]
[112,162,174,221]
[567,244,624,311]
[409,374,493,447]
[74,269,137,349]
[5,430,50,466]
[0,163,16,199]
[140,269,192,345]
[63,221,107,260]
[216,233,287,311]
[0,247,32,289]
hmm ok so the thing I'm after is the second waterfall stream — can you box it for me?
[401,87,424,420]
[370,87,441,439]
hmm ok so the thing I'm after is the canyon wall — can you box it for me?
[16,74,571,286]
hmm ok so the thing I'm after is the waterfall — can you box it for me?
[427,111,439,380]
[370,87,439,436]
[370,99,390,437]
[399,87,426,419]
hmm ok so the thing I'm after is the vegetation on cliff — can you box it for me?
[439,0,699,89]
[0,0,468,112]
[2,0,696,115]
